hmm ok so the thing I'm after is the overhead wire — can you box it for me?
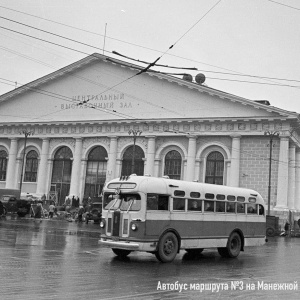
[1,8,300,87]
[0,23,299,124]
[1,3,300,128]
[266,0,300,11]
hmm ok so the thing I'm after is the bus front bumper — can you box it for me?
[99,238,140,250]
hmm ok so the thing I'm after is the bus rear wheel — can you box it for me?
[112,248,131,258]
[155,232,178,263]
[218,232,241,258]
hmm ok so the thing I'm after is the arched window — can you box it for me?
[51,146,73,205]
[84,146,108,200]
[164,150,182,180]
[121,145,144,176]
[24,150,38,182]
[0,150,8,181]
[205,151,224,185]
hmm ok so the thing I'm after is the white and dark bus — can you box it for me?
[99,175,266,262]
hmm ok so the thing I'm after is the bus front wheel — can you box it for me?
[218,232,241,258]
[112,248,131,258]
[155,232,179,263]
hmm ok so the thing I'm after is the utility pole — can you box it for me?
[19,129,34,192]
[128,129,142,174]
[264,130,279,215]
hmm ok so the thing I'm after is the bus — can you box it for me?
[99,175,266,262]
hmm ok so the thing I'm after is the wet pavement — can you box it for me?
[0,216,299,299]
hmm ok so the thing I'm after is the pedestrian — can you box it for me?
[78,206,84,223]
[34,203,42,219]
[71,195,75,207]
[284,221,290,236]
[48,202,55,219]
[76,196,80,207]
[0,201,4,216]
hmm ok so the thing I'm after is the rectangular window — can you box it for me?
[173,198,185,211]
[247,203,257,214]
[188,199,202,211]
[204,200,214,212]
[216,194,225,200]
[237,203,245,214]
[216,201,225,212]
[226,202,236,213]
[227,195,236,201]
[147,194,169,211]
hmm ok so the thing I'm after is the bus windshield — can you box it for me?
[104,193,141,211]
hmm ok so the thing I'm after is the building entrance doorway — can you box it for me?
[51,146,73,205]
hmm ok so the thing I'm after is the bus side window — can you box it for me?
[147,194,158,210]
[204,200,214,212]
[247,203,257,214]
[188,199,202,211]
[158,195,169,210]
[216,201,225,212]
[237,203,245,214]
[173,198,185,211]
[258,204,265,215]
[226,202,236,213]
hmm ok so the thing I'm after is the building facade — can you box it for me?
[1,53,300,223]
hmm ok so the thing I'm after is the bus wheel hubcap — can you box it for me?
[164,240,174,254]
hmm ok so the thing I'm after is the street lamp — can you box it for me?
[128,129,142,174]
[264,130,279,215]
[19,129,34,191]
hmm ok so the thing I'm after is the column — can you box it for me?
[229,134,241,187]
[275,136,289,209]
[5,138,18,189]
[154,158,160,177]
[186,136,197,181]
[287,145,296,210]
[226,160,231,186]
[78,159,87,202]
[69,138,83,196]
[107,136,118,181]
[145,136,155,176]
[45,158,53,197]
[194,159,201,182]
[36,138,50,195]
[295,150,300,211]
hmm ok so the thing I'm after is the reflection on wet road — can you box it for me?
[0,218,299,299]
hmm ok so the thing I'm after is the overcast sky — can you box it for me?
[0,0,299,115]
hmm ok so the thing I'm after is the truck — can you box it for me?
[0,189,31,217]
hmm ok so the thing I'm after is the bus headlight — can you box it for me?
[100,220,105,228]
[131,223,138,231]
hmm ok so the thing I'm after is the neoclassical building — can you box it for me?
[0,53,300,222]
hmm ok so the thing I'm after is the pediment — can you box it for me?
[0,53,297,124]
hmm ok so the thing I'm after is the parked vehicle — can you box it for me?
[1,195,31,217]
[85,202,102,224]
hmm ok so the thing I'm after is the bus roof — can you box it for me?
[105,175,264,202]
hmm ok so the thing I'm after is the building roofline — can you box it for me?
[0,52,298,119]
